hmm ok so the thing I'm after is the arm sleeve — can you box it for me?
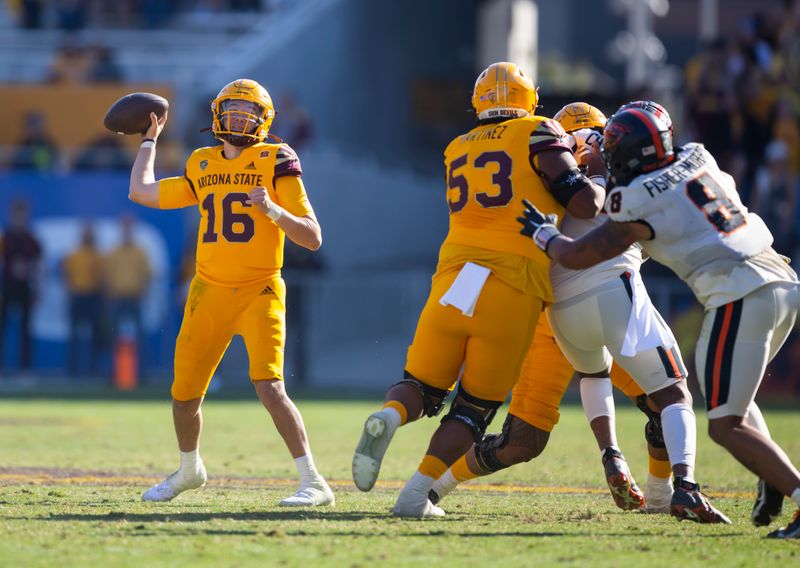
[157,172,198,209]
[528,119,573,174]
[274,174,314,217]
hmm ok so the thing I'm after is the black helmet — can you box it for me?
[617,100,673,136]
[601,108,674,186]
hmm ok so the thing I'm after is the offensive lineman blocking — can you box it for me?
[352,62,606,517]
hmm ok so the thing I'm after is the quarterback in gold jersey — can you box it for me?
[129,79,334,507]
[352,62,606,517]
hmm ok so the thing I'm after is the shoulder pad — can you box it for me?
[529,118,571,155]
[605,184,654,223]
[275,144,302,178]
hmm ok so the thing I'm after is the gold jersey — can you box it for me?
[158,142,312,287]
[438,116,571,299]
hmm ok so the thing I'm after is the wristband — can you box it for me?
[589,175,607,189]
[140,139,156,149]
[532,224,561,256]
[266,205,284,221]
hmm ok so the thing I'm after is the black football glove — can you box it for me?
[517,199,561,255]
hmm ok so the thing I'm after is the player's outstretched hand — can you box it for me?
[517,199,561,254]
[143,111,168,142]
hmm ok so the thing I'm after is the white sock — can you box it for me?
[743,402,772,439]
[179,449,201,473]
[404,470,436,495]
[381,407,403,432]
[791,488,800,507]
[580,377,614,422]
[294,454,320,486]
[647,473,672,490]
[660,402,696,482]
[431,469,458,499]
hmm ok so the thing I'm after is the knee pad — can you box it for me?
[440,385,502,441]
[474,414,514,473]
[635,394,666,448]
[393,371,451,417]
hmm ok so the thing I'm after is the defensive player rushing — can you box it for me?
[519,107,800,537]
[430,102,703,519]
[618,100,785,525]
[129,79,334,507]
[352,62,606,517]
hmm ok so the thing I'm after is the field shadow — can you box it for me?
[31,510,387,523]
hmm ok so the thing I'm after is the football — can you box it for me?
[103,92,169,135]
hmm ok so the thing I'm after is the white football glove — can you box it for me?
[571,128,603,153]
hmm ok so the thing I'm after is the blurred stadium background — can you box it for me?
[0,0,798,398]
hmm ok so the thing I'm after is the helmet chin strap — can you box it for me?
[224,134,258,147]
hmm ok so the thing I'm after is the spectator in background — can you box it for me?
[750,140,799,257]
[104,215,151,374]
[11,112,59,172]
[73,135,130,170]
[88,45,124,83]
[63,222,104,377]
[684,38,737,172]
[772,96,800,176]
[271,91,313,153]
[48,34,93,83]
[0,200,42,376]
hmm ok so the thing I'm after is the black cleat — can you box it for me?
[752,479,784,527]
[428,488,441,505]
[670,477,731,524]
[767,508,800,539]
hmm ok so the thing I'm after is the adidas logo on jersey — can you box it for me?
[244,161,257,171]
[259,285,274,296]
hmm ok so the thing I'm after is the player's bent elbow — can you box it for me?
[307,234,322,251]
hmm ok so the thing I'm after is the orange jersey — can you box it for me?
[157,143,312,287]
[438,116,571,299]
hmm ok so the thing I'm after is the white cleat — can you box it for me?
[352,411,397,492]
[279,478,335,507]
[393,473,445,518]
[640,476,674,514]
[393,497,445,518]
[142,464,207,502]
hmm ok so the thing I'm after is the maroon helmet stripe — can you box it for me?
[626,107,664,159]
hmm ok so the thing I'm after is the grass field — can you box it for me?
[0,396,798,567]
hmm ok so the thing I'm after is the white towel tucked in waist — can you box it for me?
[439,262,491,317]
[621,269,676,356]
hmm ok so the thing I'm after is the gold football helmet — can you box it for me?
[211,79,275,146]
[471,62,538,121]
[553,102,607,133]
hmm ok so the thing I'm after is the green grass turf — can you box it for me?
[0,397,798,567]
